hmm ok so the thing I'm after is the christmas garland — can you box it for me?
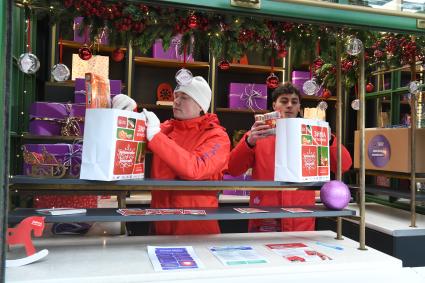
[17,0,425,92]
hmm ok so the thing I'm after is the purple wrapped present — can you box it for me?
[222,174,251,196]
[228,83,267,110]
[22,143,82,178]
[152,34,194,62]
[292,70,323,97]
[29,102,85,136]
[74,78,121,104]
[73,17,108,45]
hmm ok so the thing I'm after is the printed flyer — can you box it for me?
[266,243,332,262]
[148,246,204,271]
[209,246,268,266]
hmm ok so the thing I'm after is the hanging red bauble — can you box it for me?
[112,48,125,62]
[266,73,279,89]
[278,47,287,58]
[218,60,230,70]
[322,88,332,99]
[366,82,374,93]
[78,45,92,61]
[187,14,198,29]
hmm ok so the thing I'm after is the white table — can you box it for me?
[7,230,422,283]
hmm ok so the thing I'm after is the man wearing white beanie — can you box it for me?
[112,76,230,235]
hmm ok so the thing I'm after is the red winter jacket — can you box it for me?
[148,114,230,235]
[228,133,315,232]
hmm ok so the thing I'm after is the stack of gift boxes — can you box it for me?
[25,79,122,179]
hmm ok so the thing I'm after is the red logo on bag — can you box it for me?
[318,166,328,176]
[117,116,127,128]
[133,163,144,174]
[311,126,328,146]
[113,140,137,175]
[134,120,146,142]
[302,146,317,177]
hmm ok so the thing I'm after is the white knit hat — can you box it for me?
[174,76,211,113]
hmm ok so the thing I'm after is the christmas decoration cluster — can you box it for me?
[19,1,425,92]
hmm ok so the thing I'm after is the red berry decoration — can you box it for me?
[278,47,287,58]
[266,73,279,89]
[78,45,92,61]
[366,82,374,93]
[218,60,230,70]
[187,14,198,29]
[112,48,125,62]
[322,88,332,99]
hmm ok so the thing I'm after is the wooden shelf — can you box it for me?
[381,100,410,105]
[301,96,337,102]
[61,39,123,53]
[19,134,83,142]
[134,56,209,69]
[222,63,285,74]
[355,169,425,181]
[215,107,268,114]
[139,103,172,110]
[45,80,126,90]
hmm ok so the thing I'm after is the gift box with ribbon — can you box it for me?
[28,102,85,136]
[73,17,108,45]
[22,143,83,178]
[228,83,268,110]
[74,78,121,104]
[152,34,194,62]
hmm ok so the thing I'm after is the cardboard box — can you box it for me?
[354,128,425,173]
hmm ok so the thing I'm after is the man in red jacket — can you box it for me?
[227,82,315,232]
[114,76,230,235]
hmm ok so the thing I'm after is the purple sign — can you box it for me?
[368,135,391,167]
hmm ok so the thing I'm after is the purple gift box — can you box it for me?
[228,83,267,110]
[74,78,121,104]
[292,70,323,97]
[29,102,85,136]
[222,174,251,196]
[152,34,194,62]
[22,143,82,178]
[73,17,108,45]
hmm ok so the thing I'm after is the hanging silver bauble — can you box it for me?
[346,37,363,56]
[317,101,328,111]
[51,63,70,82]
[351,99,360,111]
[18,52,40,74]
[302,79,319,96]
[175,68,193,86]
[409,81,419,95]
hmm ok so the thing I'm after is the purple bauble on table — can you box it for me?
[320,180,351,210]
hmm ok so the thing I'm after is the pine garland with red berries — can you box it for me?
[17,0,425,92]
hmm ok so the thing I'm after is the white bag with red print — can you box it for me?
[80,109,146,181]
[275,118,330,182]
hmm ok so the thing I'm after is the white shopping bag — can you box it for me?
[80,109,146,181]
[275,118,330,182]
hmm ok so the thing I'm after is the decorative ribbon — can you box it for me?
[26,17,31,53]
[172,36,193,62]
[63,141,83,177]
[229,84,267,110]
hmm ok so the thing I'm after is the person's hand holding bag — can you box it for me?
[143,108,161,141]
[112,94,137,111]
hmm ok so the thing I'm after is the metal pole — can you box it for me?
[410,61,417,228]
[358,49,367,250]
[335,40,343,240]
[126,40,134,98]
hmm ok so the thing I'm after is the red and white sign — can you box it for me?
[275,118,330,182]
